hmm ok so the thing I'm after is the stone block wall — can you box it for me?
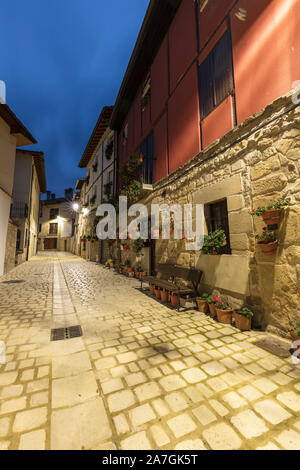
[141,90,300,337]
[4,220,17,274]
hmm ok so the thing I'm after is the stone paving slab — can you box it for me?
[0,252,299,450]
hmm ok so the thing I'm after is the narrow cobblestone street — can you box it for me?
[0,252,299,450]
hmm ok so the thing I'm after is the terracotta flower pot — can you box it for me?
[171,293,178,308]
[196,299,209,313]
[262,209,281,226]
[155,288,161,299]
[258,240,278,256]
[127,268,133,273]
[149,283,155,295]
[168,291,171,302]
[160,289,168,303]
[109,263,115,268]
[208,303,217,318]
[216,308,233,324]
[140,272,147,278]
[234,312,252,331]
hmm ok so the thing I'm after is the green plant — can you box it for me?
[202,230,226,254]
[207,295,221,304]
[238,307,254,318]
[255,230,276,243]
[249,198,290,216]
[216,303,232,310]
[121,179,142,203]
[133,237,146,254]
[293,326,300,335]
[124,258,130,268]
[196,293,210,301]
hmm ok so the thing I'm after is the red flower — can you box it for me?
[213,297,220,303]
[213,247,216,251]
[263,227,267,231]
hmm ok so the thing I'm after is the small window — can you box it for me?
[199,29,234,120]
[140,131,154,185]
[49,223,58,235]
[50,208,59,220]
[141,77,151,112]
[205,199,231,254]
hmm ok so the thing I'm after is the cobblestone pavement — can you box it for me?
[0,252,299,450]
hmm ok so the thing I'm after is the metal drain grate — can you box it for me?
[51,325,83,341]
[1,280,25,284]
[254,336,291,358]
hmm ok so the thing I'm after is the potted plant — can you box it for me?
[155,287,161,299]
[256,230,278,256]
[149,283,155,295]
[216,303,234,324]
[202,229,227,255]
[124,259,132,273]
[196,293,210,313]
[170,291,179,308]
[160,289,168,303]
[133,238,146,254]
[207,296,220,317]
[290,326,300,343]
[249,198,290,226]
[234,307,254,331]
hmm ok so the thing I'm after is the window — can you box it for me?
[50,208,59,220]
[49,223,58,235]
[140,131,154,185]
[199,29,234,119]
[16,229,21,252]
[205,199,231,254]
[141,77,151,112]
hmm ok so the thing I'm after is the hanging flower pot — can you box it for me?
[262,209,281,226]
[160,289,168,303]
[258,240,278,256]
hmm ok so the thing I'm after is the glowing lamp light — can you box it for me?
[72,203,79,211]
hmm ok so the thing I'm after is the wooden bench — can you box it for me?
[140,264,203,311]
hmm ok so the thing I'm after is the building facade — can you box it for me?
[38,190,75,252]
[11,150,47,266]
[0,104,36,275]
[75,106,117,263]
[109,0,300,336]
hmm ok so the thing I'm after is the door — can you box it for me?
[44,238,57,250]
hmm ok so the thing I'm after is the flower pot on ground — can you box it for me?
[155,288,161,299]
[149,283,155,295]
[171,292,178,308]
[234,307,254,331]
[160,289,168,303]
[216,304,234,324]
[207,296,220,318]
[196,293,209,313]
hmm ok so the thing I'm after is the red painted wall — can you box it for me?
[201,96,234,149]
[168,65,201,174]
[169,0,198,93]
[151,37,169,123]
[199,0,234,48]
[231,0,300,124]
[154,112,168,183]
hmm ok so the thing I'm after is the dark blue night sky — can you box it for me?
[1,0,149,197]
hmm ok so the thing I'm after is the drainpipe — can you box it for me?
[26,163,34,261]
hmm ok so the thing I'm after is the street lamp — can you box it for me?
[72,202,79,211]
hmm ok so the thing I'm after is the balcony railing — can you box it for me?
[10,202,28,218]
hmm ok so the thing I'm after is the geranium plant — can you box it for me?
[133,237,146,254]
[238,307,254,318]
[202,229,226,255]
[255,230,276,244]
[249,198,290,216]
